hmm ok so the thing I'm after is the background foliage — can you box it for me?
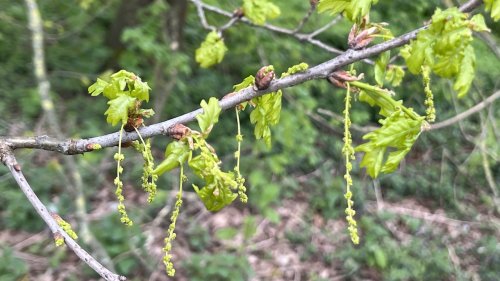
[0,0,499,280]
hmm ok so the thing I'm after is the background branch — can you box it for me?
[24,0,115,270]
[0,146,124,281]
[430,90,500,130]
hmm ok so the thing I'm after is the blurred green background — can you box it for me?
[0,0,499,280]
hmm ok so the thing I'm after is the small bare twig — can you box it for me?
[430,90,500,130]
[307,16,342,38]
[192,0,216,31]
[190,0,353,59]
[0,145,125,281]
[292,4,316,33]
[25,0,115,269]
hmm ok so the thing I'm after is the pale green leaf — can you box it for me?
[88,78,108,96]
[453,45,476,98]
[195,31,228,68]
[233,75,255,91]
[470,14,490,32]
[355,112,423,178]
[196,97,222,134]
[243,0,281,25]
[153,141,191,176]
[484,0,500,21]
[318,0,378,22]
[374,51,390,86]
[250,90,282,147]
[385,65,405,87]
[104,94,136,126]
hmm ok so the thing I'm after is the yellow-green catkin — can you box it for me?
[163,165,185,276]
[342,84,360,245]
[114,124,132,226]
[132,131,158,203]
[52,213,78,246]
[422,65,435,122]
[234,108,248,203]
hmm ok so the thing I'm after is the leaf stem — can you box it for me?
[350,80,420,120]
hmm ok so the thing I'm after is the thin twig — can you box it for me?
[307,16,342,38]
[191,0,353,59]
[292,4,316,33]
[430,90,500,130]
[219,15,240,33]
[0,145,125,281]
[192,0,216,31]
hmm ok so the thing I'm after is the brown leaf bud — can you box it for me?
[328,71,364,88]
[168,124,191,140]
[348,25,378,50]
[124,116,143,132]
[13,163,21,171]
[254,66,275,90]
[233,8,244,18]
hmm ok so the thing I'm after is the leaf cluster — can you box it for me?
[242,0,281,26]
[352,82,424,178]
[195,31,228,68]
[154,98,245,212]
[318,0,379,22]
[400,8,489,97]
[88,70,153,125]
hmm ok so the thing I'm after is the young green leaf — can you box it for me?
[356,112,423,178]
[400,8,488,97]
[453,45,476,98]
[193,183,238,212]
[318,0,379,22]
[153,141,191,176]
[249,90,282,147]
[104,94,136,126]
[374,51,390,86]
[233,75,255,91]
[242,0,281,25]
[280,62,309,78]
[130,78,151,102]
[469,14,490,32]
[88,78,108,96]
[385,65,405,87]
[195,31,228,68]
[196,97,222,134]
[484,0,500,21]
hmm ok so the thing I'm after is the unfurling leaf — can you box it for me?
[196,97,222,134]
[188,135,239,211]
[400,8,488,97]
[105,94,136,126]
[233,75,256,91]
[484,0,500,21]
[318,0,379,22]
[250,89,282,147]
[453,45,476,98]
[193,183,238,212]
[356,111,423,178]
[385,65,405,87]
[242,0,281,25]
[153,141,191,176]
[195,31,228,68]
[374,51,390,86]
